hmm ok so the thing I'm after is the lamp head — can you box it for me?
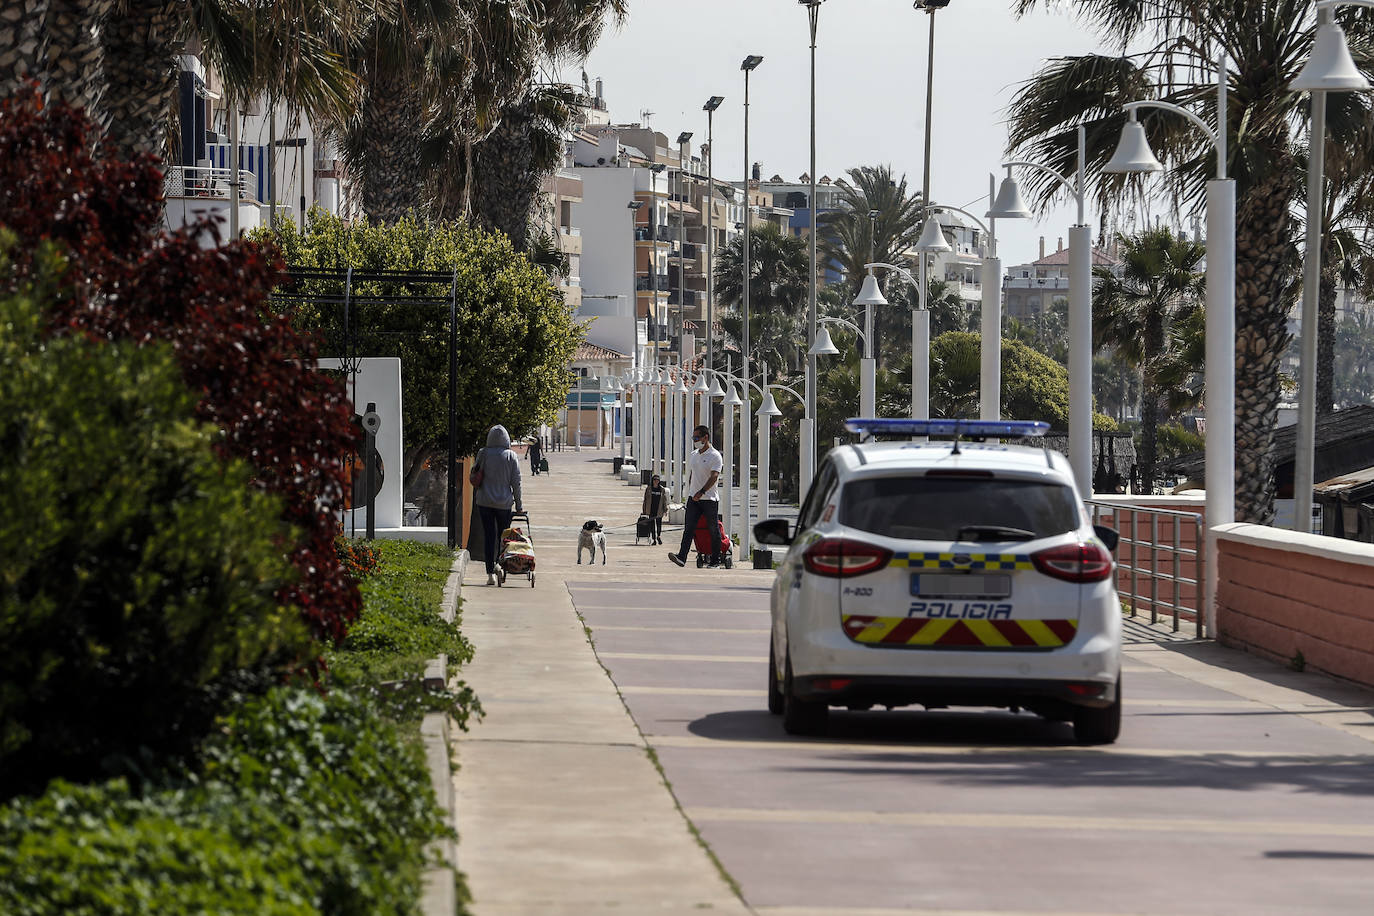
[808,324,840,356]
[649,163,666,173]
[677,131,693,145]
[627,200,644,210]
[1103,114,1165,173]
[704,95,724,112]
[852,271,889,307]
[741,55,764,72]
[676,376,690,395]
[987,171,1032,220]
[916,216,952,253]
[758,391,782,417]
[723,384,743,407]
[692,373,710,393]
[1292,19,1370,92]
[708,375,726,397]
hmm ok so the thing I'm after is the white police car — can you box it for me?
[754,419,1122,744]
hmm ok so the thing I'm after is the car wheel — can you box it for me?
[1072,675,1122,745]
[782,651,827,736]
[767,640,784,715]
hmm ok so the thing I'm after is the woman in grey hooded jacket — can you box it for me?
[473,424,523,585]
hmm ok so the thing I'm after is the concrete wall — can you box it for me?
[1214,523,1374,688]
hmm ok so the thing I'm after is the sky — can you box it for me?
[557,0,1112,269]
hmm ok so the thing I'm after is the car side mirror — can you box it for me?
[1093,524,1120,553]
[754,518,792,546]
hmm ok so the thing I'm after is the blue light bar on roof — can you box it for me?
[844,418,1051,438]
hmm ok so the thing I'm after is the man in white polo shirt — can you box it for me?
[668,424,723,568]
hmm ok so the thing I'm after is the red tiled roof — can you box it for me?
[574,342,628,361]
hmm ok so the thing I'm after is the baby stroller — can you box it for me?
[692,514,734,569]
[496,511,536,587]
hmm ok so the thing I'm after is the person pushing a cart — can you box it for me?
[668,425,722,569]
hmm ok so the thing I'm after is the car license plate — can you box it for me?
[912,573,1011,599]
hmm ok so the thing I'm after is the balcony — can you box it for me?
[164,165,260,202]
[635,274,672,291]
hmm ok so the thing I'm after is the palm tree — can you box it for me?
[0,0,115,135]
[714,223,811,381]
[1007,0,1374,523]
[1092,227,1205,493]
[432,0,626,246]
[818,165,925,368]
[1,1,366,159]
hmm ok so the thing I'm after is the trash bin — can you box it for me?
[640,468,652,485]
[613,457,623,474]
[752,547,774,570]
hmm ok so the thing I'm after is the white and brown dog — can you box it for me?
[577,520,607,565]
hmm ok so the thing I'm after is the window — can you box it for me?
[839,476,1079,540]
[797,460,840,533]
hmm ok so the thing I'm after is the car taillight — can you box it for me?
[1032,542,1114,583]
[803,538,892,578]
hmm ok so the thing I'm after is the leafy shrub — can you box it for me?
[0,86,360,647]
[0,269,312,797]
[327,540,481,730]
[336,537,382,579]
[0,688,453,915]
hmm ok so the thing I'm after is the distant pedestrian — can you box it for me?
[473,424,523,586]
[528,436,543,475]
[668,425,722,568]
[642,474,669,545]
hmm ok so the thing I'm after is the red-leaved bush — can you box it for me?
[0,87,361,646]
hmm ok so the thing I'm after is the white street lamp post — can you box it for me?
[1105,52,1233,632]
[1000,124,1092,497]
[1289,2,1371,532]
[704,96,724,386]
[719,360,739,539]
[740,54,763,559]
[813,314,868,413]
[800,1,824,497]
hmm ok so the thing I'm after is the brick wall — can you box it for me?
[1214,523,1374,688]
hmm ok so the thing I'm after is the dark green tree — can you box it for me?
[1092,227,1205,492]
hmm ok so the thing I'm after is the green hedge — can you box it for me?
[0,259,310,796]
[0,688,450,916]
[329,540,476,688]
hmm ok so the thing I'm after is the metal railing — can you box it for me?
[163,165,259,202]
[1087,501,1206,638]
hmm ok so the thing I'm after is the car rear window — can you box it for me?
[839,475,1080,540]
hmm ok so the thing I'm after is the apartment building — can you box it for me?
[1002,237,1123,322]
[165,53,355,237]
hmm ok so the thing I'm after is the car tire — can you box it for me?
[782,652,828,736]
[767,640,784,715]
[1072,675,1122,745]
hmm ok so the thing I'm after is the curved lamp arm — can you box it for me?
[714,370,767,398]
[768,383,809,418]
[926,202,990,237]
[864,261,926,311]
[819,315,865,347]
[1002,159,1079,206]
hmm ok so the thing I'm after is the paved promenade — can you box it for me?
[451,448,1374,916]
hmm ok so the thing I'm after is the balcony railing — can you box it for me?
[164,165,260,202]
[635,274,672,291]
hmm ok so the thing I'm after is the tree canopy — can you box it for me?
[259,210,584,486]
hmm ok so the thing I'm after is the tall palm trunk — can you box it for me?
[1,1,113,132]
[1234,170,1299,525]
[463,102,541,252]
[359,66,424,222]
[1318,268,1337,415]
[101,1,182,158]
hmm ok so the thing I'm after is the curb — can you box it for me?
[420,548,467,916]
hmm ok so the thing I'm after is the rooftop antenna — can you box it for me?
[639,108,654,128]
